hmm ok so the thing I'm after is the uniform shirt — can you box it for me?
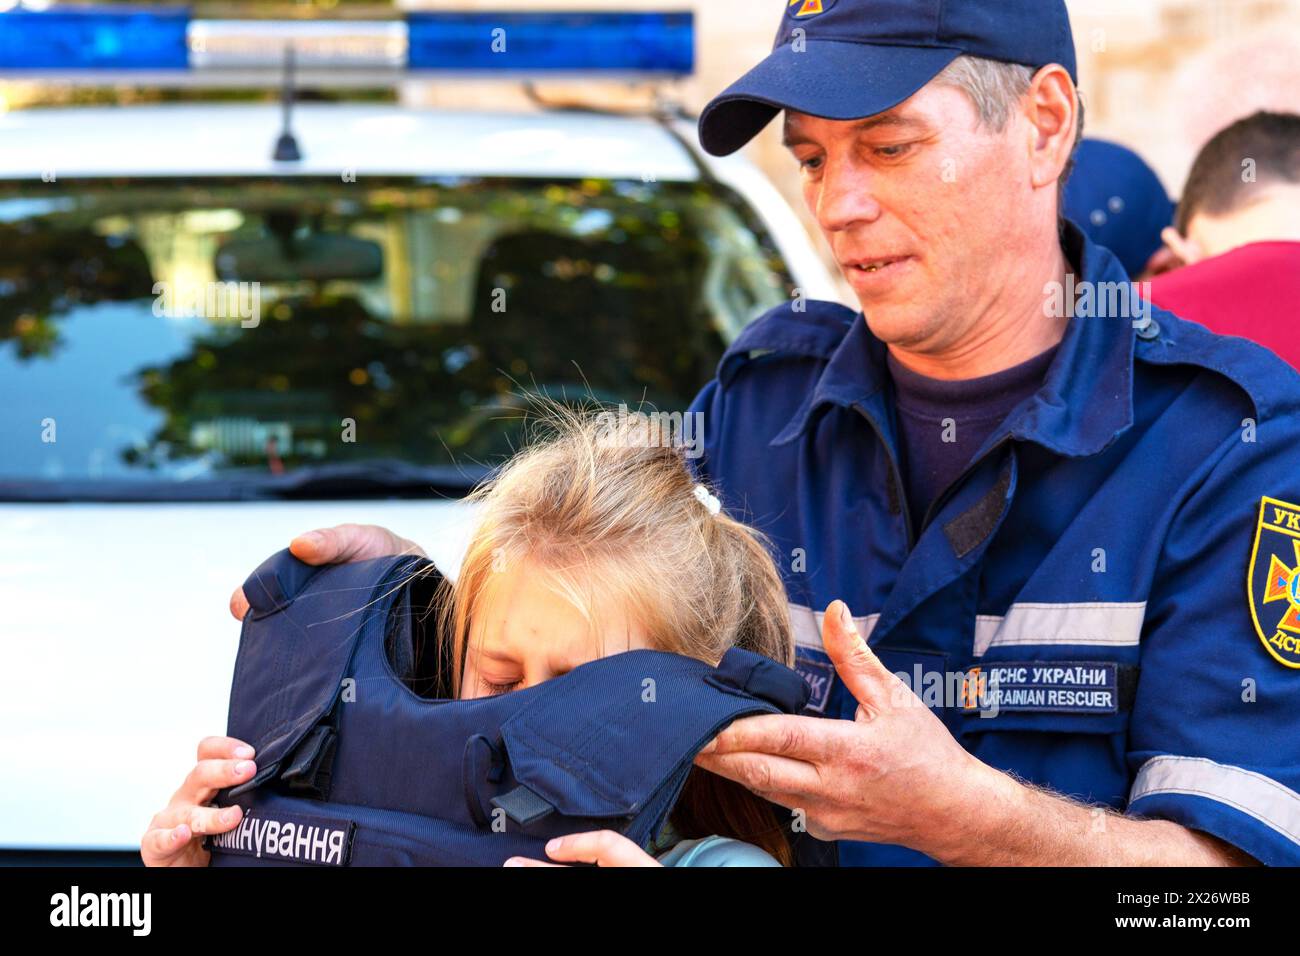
[888,347,1058,536]
[1147,242,1300,371]
[688,222,1300,867]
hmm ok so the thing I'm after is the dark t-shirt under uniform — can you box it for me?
[887,346,1058,536]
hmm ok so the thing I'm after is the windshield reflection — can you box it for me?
[0,177,792,498]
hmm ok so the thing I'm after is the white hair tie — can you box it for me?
[693,484,722,516]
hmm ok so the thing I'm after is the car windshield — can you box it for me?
[0,176,792,500]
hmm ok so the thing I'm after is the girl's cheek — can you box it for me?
[459,663,477,700]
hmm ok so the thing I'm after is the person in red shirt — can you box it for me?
[1148,112,1300,369]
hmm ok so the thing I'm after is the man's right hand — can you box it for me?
[228,524,426,620]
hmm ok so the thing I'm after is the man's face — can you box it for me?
[784,81,1037,352]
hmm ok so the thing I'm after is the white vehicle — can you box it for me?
[0,8,838,862]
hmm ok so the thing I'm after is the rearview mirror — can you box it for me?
[215,234,383,283]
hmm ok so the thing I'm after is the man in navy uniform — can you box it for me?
[682,0,1299,866]
[232,0,1300,865]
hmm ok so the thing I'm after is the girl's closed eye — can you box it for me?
[480,677,522,696]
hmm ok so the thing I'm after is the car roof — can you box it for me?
[0,102,704,181]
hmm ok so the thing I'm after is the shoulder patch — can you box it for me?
[1247,496,1300,668]
[787,0,837,19]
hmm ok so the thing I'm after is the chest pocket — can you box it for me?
[955,658,1139,808]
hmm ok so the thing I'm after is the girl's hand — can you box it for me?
[140,736,256,867]
[504,830,663,867]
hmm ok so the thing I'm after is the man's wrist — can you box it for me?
[917,753,1029,866]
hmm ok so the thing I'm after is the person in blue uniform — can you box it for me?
[226,0,1300,866]
[684,0,1300,866]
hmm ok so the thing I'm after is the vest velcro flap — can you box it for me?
[225,551,427,798]
[497,648,783,822]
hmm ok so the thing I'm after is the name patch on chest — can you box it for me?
[206,809,355,866]
[960,662,1119,715]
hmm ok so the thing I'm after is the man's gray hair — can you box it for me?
[933,55,1085,194]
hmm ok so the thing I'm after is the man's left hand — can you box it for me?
[693,600,999,857]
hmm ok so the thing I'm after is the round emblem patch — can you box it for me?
[787,0,838,20]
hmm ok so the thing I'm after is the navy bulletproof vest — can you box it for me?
[207,549,810,866]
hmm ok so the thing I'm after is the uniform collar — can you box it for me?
[771,222,1136,459]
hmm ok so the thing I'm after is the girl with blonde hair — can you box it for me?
[143,403,800,867]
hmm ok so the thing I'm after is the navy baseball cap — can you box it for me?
[699,0,1078,156]
[1063,139,1175,279]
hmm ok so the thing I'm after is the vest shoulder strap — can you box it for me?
[225,549,433,797]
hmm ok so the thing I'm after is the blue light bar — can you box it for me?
[0,7,191,71]
[0,8,694,79]
[406,12,694,75]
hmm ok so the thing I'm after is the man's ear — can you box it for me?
[1026,64,1077,192]
[1160,226,1205,268]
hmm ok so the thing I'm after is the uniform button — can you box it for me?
[1134,317,1161,340]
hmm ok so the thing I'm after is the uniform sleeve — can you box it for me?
[1126,418,1300,865]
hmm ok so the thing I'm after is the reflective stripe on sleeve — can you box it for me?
[1129,754,1300,847]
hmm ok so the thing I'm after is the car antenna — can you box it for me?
[272,45,303,162]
